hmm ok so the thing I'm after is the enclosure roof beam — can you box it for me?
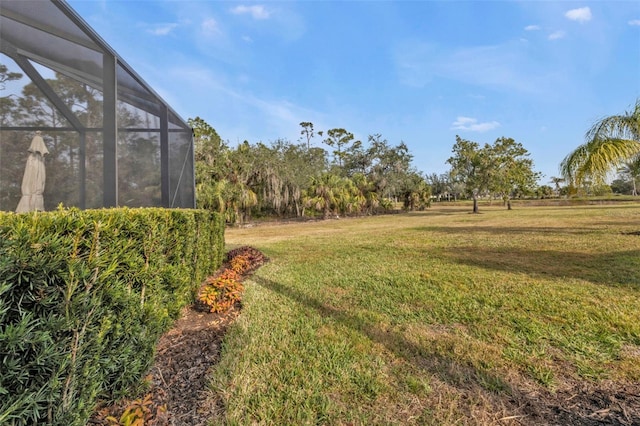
[53,0,191,128]
[10,50,85,132]
[0,6,101,52]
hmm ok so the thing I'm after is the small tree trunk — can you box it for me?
[507,199,512,210]
[472,196,479,214]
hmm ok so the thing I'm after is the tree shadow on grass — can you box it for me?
[249,275,635,424]
[251,276,518,419]
[414,225,602,236]
[440,246,640,289]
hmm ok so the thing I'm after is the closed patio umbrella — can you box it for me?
[16,131,49,213]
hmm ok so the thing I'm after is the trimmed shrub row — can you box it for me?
[0,207,224,425]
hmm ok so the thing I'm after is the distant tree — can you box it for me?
[447,136,539,212]
[0,63,22,90]
[368,138,414,201]
[489,137,541,209]
[617,156,640,196]
[187,118,443,221]
[449,180,466,201]
[536,185,554,199]
[364,134,391,194]
[323,128,355,169]
[190,116,227,163]
[561,99,640,186]
[225,180,258,224]
[188,116,230,210]
[350,172,379,214]
[549,176,565,197]
[299,121,322,151]
[402,172,431,210]
[447,136,493,213]
[0,65,26,209]
[272,138,325,214]
[610,178,634,195]
[342,139,369,176]
[426,173,452,201]
[592,183,613,197]
[0,64,23,126]
[303,173,341,219]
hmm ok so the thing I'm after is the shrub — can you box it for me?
[198,273,244,314]
[198,246,267,314]
[106,394,165,426]
[0,207,224,425]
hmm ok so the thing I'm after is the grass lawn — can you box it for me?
[209,204,640,425]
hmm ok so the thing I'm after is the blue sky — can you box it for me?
[69,0,640,183]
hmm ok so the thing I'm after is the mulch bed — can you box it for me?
[90,247,267,426]
[90,307,239,426]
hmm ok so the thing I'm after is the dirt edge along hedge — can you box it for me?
[0,207,224,426]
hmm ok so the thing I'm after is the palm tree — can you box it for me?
[351,173,379,215]
[561,99,640,186]
[618,155,640,196]
[549,176,564,196]
[304,173,341,219]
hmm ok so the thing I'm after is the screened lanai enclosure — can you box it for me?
[0,0,195,211]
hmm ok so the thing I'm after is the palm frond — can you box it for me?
[562,99,640,185]
[562,138,640,185]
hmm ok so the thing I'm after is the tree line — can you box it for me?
[189,118,431,223]
[192,96,640,222]
[190,116,552,221]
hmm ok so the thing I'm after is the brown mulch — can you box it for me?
[90,246,267,426]
[149,305,240,425]
[89,306,239,426]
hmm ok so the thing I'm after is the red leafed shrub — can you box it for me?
[229,255,250,274]
[198,276,243,313]
[217,269,240,281]
[197,246,267,313]
[226,246,267,272]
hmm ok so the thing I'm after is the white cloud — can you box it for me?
[451,116,500,132]
[629,19,640,26]
[548,30,565,40]
[565,7,592,23]
[147,23,178,36]
[525,25,540,31]
[201,18,220,35]
[231,5,271,20]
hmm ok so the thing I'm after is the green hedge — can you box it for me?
[0,207,224,425]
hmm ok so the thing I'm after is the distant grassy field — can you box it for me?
[208,204,640,425]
